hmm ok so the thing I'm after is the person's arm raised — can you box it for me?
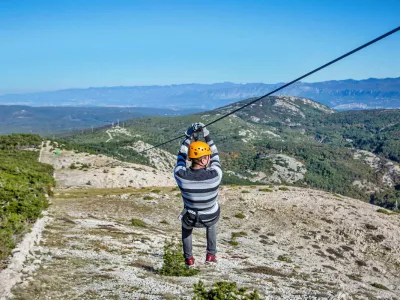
[200,124,222,173]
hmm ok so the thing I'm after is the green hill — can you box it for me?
[60,96,400,210]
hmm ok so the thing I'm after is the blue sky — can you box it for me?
[0,0,399,93]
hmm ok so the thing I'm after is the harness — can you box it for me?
[179,207,203,227]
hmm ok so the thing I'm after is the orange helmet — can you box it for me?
[189,141,212,159]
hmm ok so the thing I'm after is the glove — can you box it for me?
[185,122,209,139]
[201,124,210,137]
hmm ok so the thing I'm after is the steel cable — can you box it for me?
[139,25,400,153]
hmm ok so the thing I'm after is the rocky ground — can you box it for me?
[1,147,400,300]
[2,184,399,300]
[39,143,175,189]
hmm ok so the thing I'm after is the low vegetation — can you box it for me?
[234,213,246,219]
[259,188,273,192]
[193,280,260,299]
[0,134,54,267]
[278,255,292,263]
[377,208,396,215]
[158,238,199,277]
[130,218,147,227]
[370,282,390,291]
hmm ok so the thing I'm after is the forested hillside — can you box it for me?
[0,134,54,268]
[61,96,400,210]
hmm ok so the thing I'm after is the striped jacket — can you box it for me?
[174,135,223,227]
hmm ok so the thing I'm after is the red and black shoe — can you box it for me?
[205,253,217,264]
[185,256,195,268]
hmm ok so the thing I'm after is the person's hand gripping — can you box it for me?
[185,122,208,140]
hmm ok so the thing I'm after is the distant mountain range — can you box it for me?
[1,77,399,110]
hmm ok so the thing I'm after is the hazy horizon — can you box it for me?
[1,75,399,96]
[1,0,399,94]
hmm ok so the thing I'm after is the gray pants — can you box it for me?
[182,224,217,259]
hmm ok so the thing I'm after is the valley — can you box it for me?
[60,96,400,210]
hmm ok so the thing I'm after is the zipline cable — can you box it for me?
[139,25,400,153]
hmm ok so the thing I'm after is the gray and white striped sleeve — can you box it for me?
[174,137,191,174]
[205,135,222,177]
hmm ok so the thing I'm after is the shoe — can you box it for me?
[185,256,195,267]
[205,253,217,264]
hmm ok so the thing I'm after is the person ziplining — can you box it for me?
[152,25,400,267]
[174,123,222,267]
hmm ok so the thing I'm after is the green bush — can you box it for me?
[228,240,239,246]
[151,189,161,193]
[234,213,245,219]
[370,282,389,291]
[143,196,154,200]
[158,238,199,277]
[80,163,91,169]
[193,280,260,300]
[278,255,292,263]
[278,187,289,191]
[377,208,395,215]
[0,138,54,266]
[259,188,273,192]
[130,218,146,227]
[0,134,42,150]
[232,232,248,238]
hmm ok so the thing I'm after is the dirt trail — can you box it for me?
[7,185,400,299]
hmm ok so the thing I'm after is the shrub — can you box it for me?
[193,280,260,300]
[278,255,292,263]
[232,232,248,239]
[377,208,394,215]
[151,189,161,193]
[69,163,78,169]
[370,283,389,291]
[234,213,245,219]
[130,218,146,227]
[241,190,250,194]
[279,187,289,191]
[259,188,273,192]
[80,163,91,169]
[158,238,199,277]
[0,145,54,266]
[229,240,239,246]
[143,196,154,200]
[229,232,247,247]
